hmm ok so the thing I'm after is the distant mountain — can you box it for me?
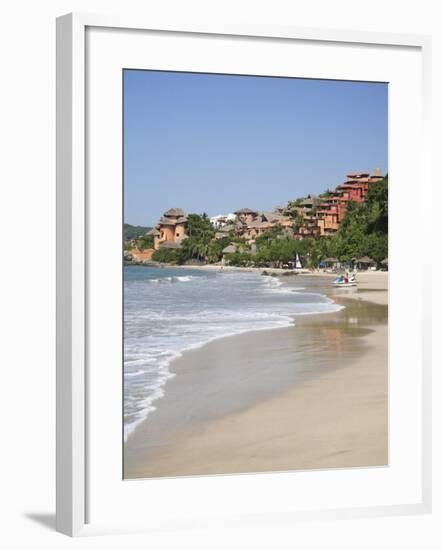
[124,223,152,242]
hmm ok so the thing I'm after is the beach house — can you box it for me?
[147,207,188,250]
[316,203,339,235]
[336,171,384,203]
[302,170,385,236]
[243,220,274,241]
[234,208,259,225]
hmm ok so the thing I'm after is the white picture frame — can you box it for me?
[56,12,432,537]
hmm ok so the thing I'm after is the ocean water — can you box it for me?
[124,266,341,439]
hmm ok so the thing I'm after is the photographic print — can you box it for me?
[123,70,388,479]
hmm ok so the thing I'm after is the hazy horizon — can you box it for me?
[124,70,388,227]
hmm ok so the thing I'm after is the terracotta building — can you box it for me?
[311,170,385,236]
[234,208,259,225]
[147,208,188,250]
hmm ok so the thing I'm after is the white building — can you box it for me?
[210,213,237,228]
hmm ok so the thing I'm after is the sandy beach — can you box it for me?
[124,271,388,479]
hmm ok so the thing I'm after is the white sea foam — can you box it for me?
[124,267,342,440]
[148,275,195,284]
[124,369,145,377]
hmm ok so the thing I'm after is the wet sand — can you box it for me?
[124,273,388,479]
[300,270,388,306]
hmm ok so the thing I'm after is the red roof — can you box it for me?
[339,184,364,189]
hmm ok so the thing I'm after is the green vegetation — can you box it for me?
[151,248,182,264]
[224,252,254,267]
[136,234,154,250]
[255,225,283,245]
[180,213,215,261]
[334,176,388,262]
[124,223,152,242]
[206,237,232,263]
[290,210,305,231]
[319,188,333,199]
[287,198,305,208]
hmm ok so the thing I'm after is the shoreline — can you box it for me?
[125,259,309,274]
[124,271,388,478]
[126,262,388,305]
[123,268,343,441]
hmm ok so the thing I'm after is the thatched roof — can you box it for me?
[159,240,182,249]
[381,258,388,265]
[355,256,375,264]
[300,195,319,207]
[273,205,290,215]
[261,212,282,223]
[323,257,339,263]
[146,228,160,236]
[301,198,314,207]
[159,214,187,226]
[372,167,383,177]
[222,244,236,254]
[163,208,186,218]
[159,216,177,226]
[234,208,258,215]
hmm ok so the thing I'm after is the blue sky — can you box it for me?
[124,70,387,226]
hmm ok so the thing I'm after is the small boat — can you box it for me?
[332,274,358,287]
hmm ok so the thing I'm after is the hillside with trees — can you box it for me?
[123,223,152,242]
[333,175,388,263]
[149,176,388,268]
